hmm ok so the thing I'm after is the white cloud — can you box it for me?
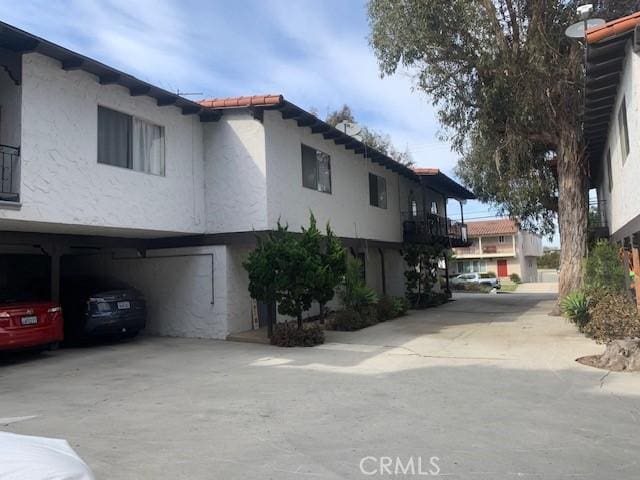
[0,0,461,175]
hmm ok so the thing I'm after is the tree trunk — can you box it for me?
[297,311,303,330]
[557,129,588,307]
[578,338,640,372]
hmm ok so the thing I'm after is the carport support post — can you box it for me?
[50,247,61,303]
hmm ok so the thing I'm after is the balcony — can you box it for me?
[402,211,470,247]
[454,242,516,258]
[588,199,609,240]
[0,144,20,203]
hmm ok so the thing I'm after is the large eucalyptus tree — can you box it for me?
[368,0,637,300]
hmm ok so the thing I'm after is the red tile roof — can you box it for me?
[198,95,283,109]
[466,219,518,236]
[413,167,440,175]
[586,11,640,44]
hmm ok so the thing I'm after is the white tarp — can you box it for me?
[0,432,95,480]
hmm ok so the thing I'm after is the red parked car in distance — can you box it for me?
[0,288,64,352]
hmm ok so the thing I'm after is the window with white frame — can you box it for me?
[301,144,332,193]
[498,235,505,243]
[369,173,387,209]
[618,97,630,162]
[456,260,487,273]
[97,106,165,175]
[430,201,438,214]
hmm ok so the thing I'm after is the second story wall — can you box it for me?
[1,53,206,236]
[263,110,430,243]
[598,46,639,235]
[203,112,268,233]
[518,231,543,257]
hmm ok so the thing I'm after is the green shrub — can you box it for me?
[339,256,378,314]
[560,291,590,330]
[538,250,559,269]
[270,322,325,347]
[584,292,640,343]
[376,295,397,321]
[509,273,521,284]
[408,291,450,308]
[585,240,627,294]
[361,304,379,325]
[392,296,410,316]
[331,309,370,331]
[451,283,492,293]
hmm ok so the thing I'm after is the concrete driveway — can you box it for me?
[2,293,640,479]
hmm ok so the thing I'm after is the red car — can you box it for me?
[0,300,64,352]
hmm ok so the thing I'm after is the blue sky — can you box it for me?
[1,0,556,241]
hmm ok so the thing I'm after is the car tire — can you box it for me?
[47,342,60,351]
[123,330,139,339]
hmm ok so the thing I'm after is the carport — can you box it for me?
[0,231,231,339]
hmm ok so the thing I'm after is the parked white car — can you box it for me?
[451,272,501,289]
[0,432,94,479]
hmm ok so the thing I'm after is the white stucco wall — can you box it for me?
[519,231,543,257]
[598,46,640,235]
[203,113,268,233]
[62,246,233,339]
[224,245,255,334]
[263,110,426,242]
[0,53,206,236]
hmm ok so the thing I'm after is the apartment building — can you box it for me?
[585,13,640,244]
[452,219,543,282]
[0,21,474,339]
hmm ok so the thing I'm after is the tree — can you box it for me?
[244,214,346,329]
[538,250,560,270]
[313,223,347,321]
[325,104,414,166]
[403,243,445,307]
[301,214,347,321]
[367,0,637,301]
[244,222,314,329]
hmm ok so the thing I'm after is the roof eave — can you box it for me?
[583,19,639,164]
[0,20,213,119]
[207,98,421,183]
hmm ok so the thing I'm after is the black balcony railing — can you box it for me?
[588,199,608,239]
[402,210,470,247]
[0,144,20,202]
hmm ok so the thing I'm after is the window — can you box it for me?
[457,260,486,273]
[606,149,613,192]
[98,106,165,175]
[408,191,418,218]
[368,173,387,208]
[618,97,630,162]
[498,236,505,243]
[301,144,331,193]
[430,201,438,215]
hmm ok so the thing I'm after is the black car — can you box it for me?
[60,276,146,342]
